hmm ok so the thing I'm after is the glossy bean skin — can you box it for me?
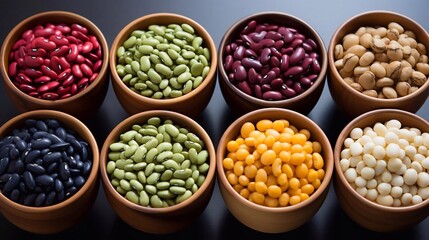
[0,118,92,206]
[107,117,210,208]
[223,20,321,100]
[8,22,103,100]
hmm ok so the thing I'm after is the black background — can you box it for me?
[0,0,429,239]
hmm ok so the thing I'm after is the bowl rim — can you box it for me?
[216,107,334,212]
[0,109,100,213]
[0,10,110,105]
[217,11,328,107]
[99,110,216,213]
[327,10,429,103]
[334,108,429,212]
[108,12,218,106]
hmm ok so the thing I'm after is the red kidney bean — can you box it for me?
[27,48,47,57]
[234,65,247,81]
[57,86,70,96]
[250,31,267,42]
[241,57,262,70]
[270,56,280,68]
[260,70,277,84]
[238,81,252,95]
[8,22,103,100]
[19,84,36,93]
[244,48,257,59]
[233,45,245,60]
[299,77,312,87]
[284,66,304,78]
[274,40,284,51]
[270,78,284,89]
[301,57,313,70]
[248,68,258,85]
[242,20,257,35]
[72,64,83,79]
[24,68,43,78]
[311,59,321,74]
[260,48,271,65]
[290,47,305,66]
[263,91,283,100]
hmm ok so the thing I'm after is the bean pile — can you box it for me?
[340,119,429,206]
[223,20,322,100]
[0,119,92,206]
[107,117,210,208]
[116,24,211,99]
[334,22,429,98]
[222,119,325,207]
[8,23,103,100]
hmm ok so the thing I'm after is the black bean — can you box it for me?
[82,161,92,177]
[45,191,56,205]
[50,173,58,180]
[67,137,82,154]
[19,182,27,195]
[13,138,27,152]
[35,158,43,166]
[24,193,37,206]
[32,138,52,150]
[4,173,20,192]
[28,127,37,135]
[26,163,46,175]
[49,142,70,151]
[35,174,54,186]
[24,119,37,127]
[41,148,50,156]
[9,147,20,160]
[76,160,84,170]
[25,149,41,164]
[59,162,70,180]
[34,186,42,193]
[36,120,48,132]
[55,127,67,140]
[0,145,12,158]
[69,168,81,176]
[47,119,60,129]
[65,146,74,155]
[0,173,11,183]
[65,186,77,198]
[54,179,63,192]
[32,131,48,139]
[57,190,65,202]
[7,160,25,174]
[63,177,73,189]
[73,176,86,188]
[81,144,88,161]
[10,189,20,202]
[0,136,14,147]
[0,157,9,175]
[46,133,64,144]
[23,171,36,190]
[43,151,62,164]
[34,193,46,206]
[15,131,30,142]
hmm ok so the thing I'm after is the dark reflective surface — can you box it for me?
[0,0,429,238]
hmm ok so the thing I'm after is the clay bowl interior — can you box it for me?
[333,109,429,232]
[327,10,429,118]
[217,11,328,116]
[0,11,110,120]
[99,110,216,234]
[0,110,100,234]
[216,107,333,233]
[109,13,217,118]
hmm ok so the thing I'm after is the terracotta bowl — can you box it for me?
[0,110,100,234]
[0,11,109,120]
[333,109,429,232]
[217,12,328,116]
[99,110,216,234]
[327,10,429,118]
[109,13,217,118]
[216,108,333,233]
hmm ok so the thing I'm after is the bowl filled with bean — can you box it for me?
[99,110,216,234]
[0,109,99,234]
[109,13,217,118]
[0,11,109,120]
[334,108,429,232]
[217,11,327,116]
[216,107,333,233]
[328,10,429,118]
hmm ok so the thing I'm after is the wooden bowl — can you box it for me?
[216,108,333,233]
[333,109,429,232]
[217,11,328,116]
[99,110,216,234]
[0,110,100,234]
[109,13,217,118]
[327,10,429,118]
[0,11,110,120]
